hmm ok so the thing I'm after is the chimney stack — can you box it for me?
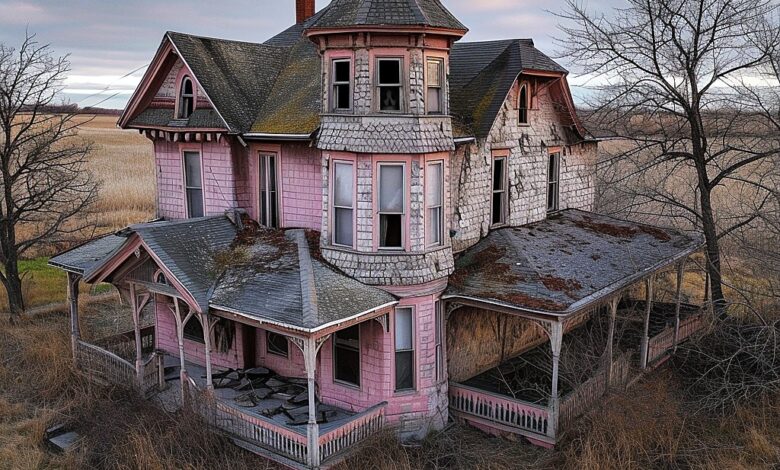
[296,0,316,24]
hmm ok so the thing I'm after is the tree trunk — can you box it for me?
[5,259,24,323]
[698,181,727,319]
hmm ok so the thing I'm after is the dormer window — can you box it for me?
[332,59,352,111]
[518,83,529,125]
[426,58,444,114]
[178,77,194,119]
[377,58,402,112]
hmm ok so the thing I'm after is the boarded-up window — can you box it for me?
[184,151,203,218]
[395,307,415,391]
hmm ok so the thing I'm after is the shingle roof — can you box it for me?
[48,234,128,275]
[445,210,704,315]
[449,39,567,138]
[307,0,467,31]
[128,108,226,130]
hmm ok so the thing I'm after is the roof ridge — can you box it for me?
[411,0,430,24]
[167,30,287,50]
[130,215,228,231]
[291,230,319,327]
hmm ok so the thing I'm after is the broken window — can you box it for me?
[426,161,443,246]
[332,59,352,111]
[334,325,360,386]
[426,58,444,114]
[333,161,354,247]
[258,154,279,228]
[518,83,528,124]
[492,156,507,226]
[178,77,194,119]
[548,152,560,212]
[377,58,402,111]
[266,331,289,358]
[184,151,204,218]
[395,307,415,391]
[378,163,405,249]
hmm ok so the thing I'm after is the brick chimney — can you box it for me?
[296,0,315,23]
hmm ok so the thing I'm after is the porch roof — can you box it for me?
[444,210,704,316]
[48,234,128,274]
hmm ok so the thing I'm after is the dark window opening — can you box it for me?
[258,154,279,228]
[492,157,507,225]
[183,312,204,343]
[518,84,528,124]
[378,59,402,111]
[547,152,560,212]
[334,325,360,386]
[179,77,194,119]
[395,307,415,391]
[378,164,404,249]
[332,59,351,111]
[266,331,289,358]
[184,151,203,218]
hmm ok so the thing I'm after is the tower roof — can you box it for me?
[306,0,467,32]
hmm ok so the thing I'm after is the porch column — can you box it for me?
[673,260,685,351]
[200,312,213,391]
[302,337,320,468]
[130,283,144,386]
[548,320,563,439]
[172,299,190,402]
[67,272,81,366]
[640,276,655,369]
[605,296,618,387]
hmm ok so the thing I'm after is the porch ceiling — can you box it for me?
[445,209,704,316]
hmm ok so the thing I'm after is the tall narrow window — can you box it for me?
[333,161,354,247]
[179,77,194,119]
[184,151,203,218]
[395,307,415,391]
[377,58,402,112]
[258,154,278,228]
[434,301,444,382]
[332,59,351,111]
[547,152,560,212]
[492,156,507,226]
[378,164,404,249]
[426,162,443,246]
[518,83,528,124]
[426,58,444,114]
[334,325,360,386]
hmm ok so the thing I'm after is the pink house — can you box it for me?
[50,0,709,467]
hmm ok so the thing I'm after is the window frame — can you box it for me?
[331,58,353,112]
[182,309,204,344]
[376,57,404,113]
[331,160,355,248]
[491,155,509,227]
[178,76,195,119]
[518,82,529,125]
[547,151,561,213]
[333,324,361,388]
[425,161,444,247]
[425,57,444,115]
[257,153,280,228]
[377,162,406,251]
[394,306,416,392]
[266,331,289,358]
[182,150,205,218]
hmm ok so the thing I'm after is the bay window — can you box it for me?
[378,163,405,249]
[426,161,443,246]
[183,151,204,218]
[332,59,352,111]
[377,58,402,112]
[426,58,444,114]
[394,307,415,391]
[333,161,354,247]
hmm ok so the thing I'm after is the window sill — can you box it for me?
[266,351,289,359]
[393,389,417,397]
[333,379,361,391]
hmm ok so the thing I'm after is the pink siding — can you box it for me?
[155,140,186,219]
[280,143,322,230]
[255,330,307,378]
[200,141,238,215]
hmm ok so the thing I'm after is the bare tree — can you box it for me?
[558,0,780,319]
[0,34,98,321]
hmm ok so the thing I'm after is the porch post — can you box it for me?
[130,283,144,387]
[172,298,188,402]
[200,312,213,391]
[673,260,685,352]
[640,276,654,368]
[605,297,618,387]
[67,272,81,366]
[548,320,563,439]
[303,337,320,468]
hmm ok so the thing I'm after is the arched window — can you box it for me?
[178,77,194,119]
[182,305,204,343]
[518,83,528,124]
[154,269,169,285]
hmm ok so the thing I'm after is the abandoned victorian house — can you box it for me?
[50,0,711,467]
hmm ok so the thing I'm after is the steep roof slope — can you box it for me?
[307,0,466,31]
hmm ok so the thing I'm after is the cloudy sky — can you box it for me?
[0,0,618,109]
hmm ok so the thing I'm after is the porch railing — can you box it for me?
[319,402,387,463]
[141,351,164,395]
[559,352,632,428]
[96,326,155,362]
[448,382,549,437]
[75,339,136,387]
[186,376,309,465]
[647,312,706,365]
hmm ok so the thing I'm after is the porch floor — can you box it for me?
[158,356,357,434]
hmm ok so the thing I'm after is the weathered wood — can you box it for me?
[318,402,387,463]
[130,283,144,386]
[673,260,685,351]
[549,321,563,439]
[75,340,136,387]
[67,273,81,366]
[604,297,618,386]
[640,276,655,368]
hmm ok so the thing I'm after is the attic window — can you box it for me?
[179,77,194,119]
[332,59,352,111]
[377,58,402,112]
[518,83,528,125]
